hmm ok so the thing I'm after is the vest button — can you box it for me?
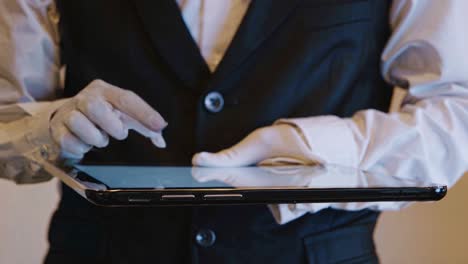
[204,91,224,113]
[195,229,216,247]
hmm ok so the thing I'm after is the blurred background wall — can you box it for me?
[1,173,467,264]
[376,172,468,263]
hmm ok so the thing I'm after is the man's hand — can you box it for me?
[51,79,167,159]
[192,124,321,167]
[191,166,316,187]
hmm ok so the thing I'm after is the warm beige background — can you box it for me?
[1,174,467,264]
[376,172,468,264]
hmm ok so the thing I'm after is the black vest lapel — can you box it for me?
[209,0,301,87]
[132,0,210,90]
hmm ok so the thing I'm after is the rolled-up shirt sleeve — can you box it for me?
[0,0,65,183]
[271,0,468,224]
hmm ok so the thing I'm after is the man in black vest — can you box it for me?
[1,0,467,263]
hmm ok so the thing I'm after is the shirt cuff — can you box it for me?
[274,116,359,168]
[12,99,69,163]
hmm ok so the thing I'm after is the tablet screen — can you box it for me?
[73,164,439,190]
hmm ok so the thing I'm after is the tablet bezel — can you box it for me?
[41,161,447,207]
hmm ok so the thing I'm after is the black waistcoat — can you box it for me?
[48,1,392,263]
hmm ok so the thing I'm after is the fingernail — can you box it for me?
[151,133,167,148]
[195,152,207,159]
[150,116,168,131]
[192,153,204,165]
[193,152,212,165]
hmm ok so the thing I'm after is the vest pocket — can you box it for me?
[303,223,378,264]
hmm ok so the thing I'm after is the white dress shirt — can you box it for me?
[1,0,467,224]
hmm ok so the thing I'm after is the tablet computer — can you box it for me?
[41,161,446,206]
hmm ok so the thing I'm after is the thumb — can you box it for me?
[192,128,271,167]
